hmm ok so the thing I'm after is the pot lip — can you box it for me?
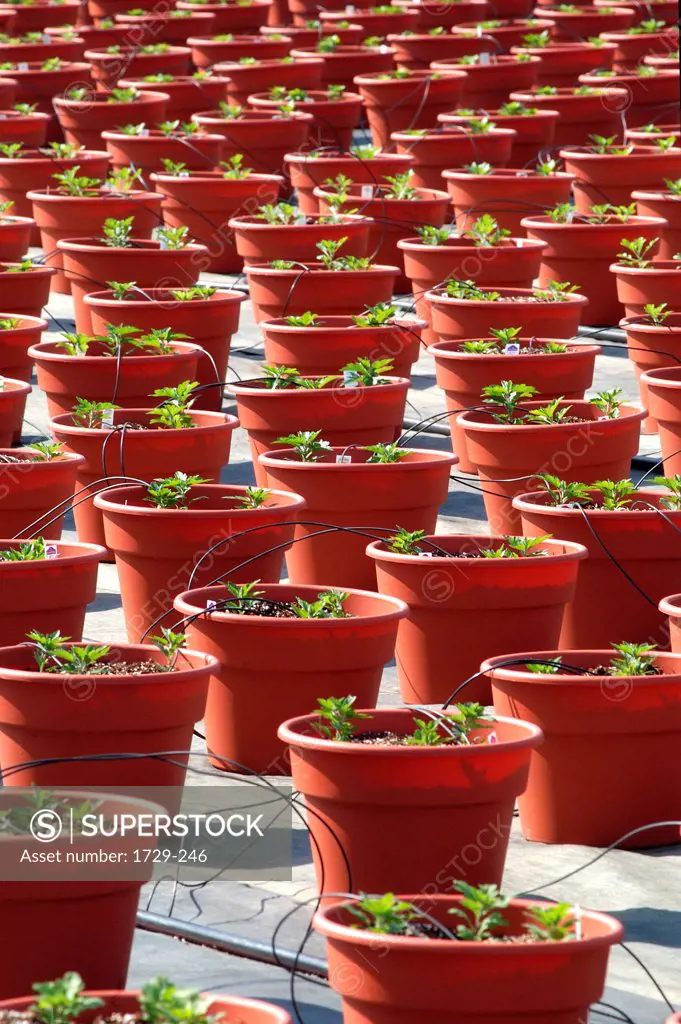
[53,89,172,107]
[541,2,636,11]
[579,66,680,82]
[174,581,410,624]
[100,129,225,144]
[0,313,47,331]
[116,75,230,87]
[431,54,543,67]
[659,592,681,616]
[428,337,601,358]
[512,487,671,516]
[27,339,202,363]
[84,44,192,58]
[149,169,284,184]
[213,55,324,69]
[561,143,681,161]
[425,285,588,307]
[620,312,681,332]
[354,68,466,84]
[56,237,207,254]
[601,26,677,39]
[229,374,411,394]
[290,42,391,55]
[25,188,164,204]
[482,649,681,684]
[244,261,399,277]
[398,235,545,253]
[0,445,84,466]
[0,110,51,123]
[228,213,373,231]
[509,84,624,99]
[186,32,294,44]
[0,149,110,167]
[609,259,681,276]
[631,188,681,200]
[284,150,413,165]
[0,994,290,1021]
[2,60,89,73]
[452,17,555,29]
[258,446,459,470]
[93,482,307,515]
[441,167,575,181]
[115,7,215,17]
[192,107,314,123]
[83,286,246,308]
[313,183,449,202]
[0,213,33,227]
[520,213,667,231]
[314,894,624,948]
[0,377,30,396]
[439,108,560,123]
[457,400,645,430]
[391,126,518,142]
[49,408,239,436]
[0,538,106,566]
[640,365,681,387]
[248,89,363,106]
[278,708,543,753]
[366,534,588,564]
[0,642,218,680]
[259,314,425,332]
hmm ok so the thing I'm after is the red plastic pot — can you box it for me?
[633,188,681,258]
[369,535,586,703]
[0,214,32,262]
[353,70,467,149]
[102,128,224,174]
[543,3,635,38]
[0,642,216,787]
[261,22,363,45]
[0,149,111,235]
[0,36,84,63]
[176,0,273,33]
[0,447,83,539]
[451,17,556,50]
[191,107,312,174]
[562,143,681,213]
[280,708,542,894]
[290,43,394,87]
[244,261,399,322]
[577,67,681,127]
[0,994,289,1024]
[0,312,45,390]
[95,483,306,642]
[84,286,245,411]
[320,7,419,35]
[640,366,681,475]
[432,54,541,108]
[439,108,559,169]
[285,149,414,215]
[443,166,575,235]
[486,650,681,847]
[258,447,457,589]
[188,32,293,67]
[395,0,492,28]
[431,337,600,473]
[247,89,362,150]
[0,377,29,445]
[458,400,646,532]
[53,90,170,150]
[600,26,678,69]
[660,593,681,653]
[0,109,50,148]
[508,85,628,145]
[511,42,616,86]
[0,538,104,645]
[231,374,410,485]
[116,74,228,121]
[3,60,92,140]
[215,55,322,106]
[56,237,207,333]
[0,0,79,31]
[175,582,407,774]
[611,259,681,318]
[515,487,681,649]
[228,212,371,265]
[385,31,493,70]
[46,22,130,48]
[84,45,192,90]
[0,261,55,317]
[392,126,516,190]
[114,8,216,43]
[316,894,622,1024]
[51,408,238,550]
[621,311,681,429]
[522,213,665,325]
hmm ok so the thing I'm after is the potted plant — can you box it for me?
[95,478,306,642]
[150,158,284,273]
[0,377,30,444]
[395,0,492,29]
[0,30,84,63]
[400,220,547,344]
[640,366,681,475]
[577,66,680,127]
[439,102,560,169]
[0,536,104,645]
[457,384,645,531]
[101,121,224,174]
[0,107,50,148]
[284,145,414,214]
[0,312,44,391]
[430,331,600,473]
[660,593,681,653]
[1,59,92,141]
[320,5,419,35]
[432,53,541,107]
[0,0,80,31]
[53,86,170,150]
[515,477,681,648]
[450,16,556,48]
[191,104,313,174]
[229,203,372,264]
[50,382,239,549]
[259,436,457,588]
[56,218,207,332]
[0,259,56,317]
[279,702,542,895]
[485,643,681,847]
[46,20,131,49]
[114,6,216,42]
[368,531,587,703]
[385,30,492,70]
[561,136,681,214]
[230,357,410,484]
[600,18,678,67]
[540,3,635,37]
[188,31,293,67]
[316,888,622,1023]
[620,306,681,427]
[175,581,408,773]
[0,440,83,538]
[290,35,394,86]
[633,176,681,257]
[443,159,574,235]
[521,205,665,325]
[117,71,229,121]
[610,243,681,317]
[391,122,517,190]
[213,55,323,106]
[261,20,364,45]
[84,44,192,90]
[84,283,245,411]
[176,0,273,34]
[247,85,363,149]
[511,34,617,86]
[353,69,466,149]
[0,202,32,261]
[508,84,629,146]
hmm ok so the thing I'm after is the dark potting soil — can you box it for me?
[583,665,661,677]
[350,730,462,747]
[45,659,172,676]
[220,600,353,619]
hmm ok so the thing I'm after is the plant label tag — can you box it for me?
[159,236,169,249]
[504,343,520,354]
[360,184,373,198]
[0,376,4,390]
[345,4,355,11]
[476,24,483,35]
[295,213,307,224]
[479,51,491,63]
[336,454,352,463]
[566,208,575,223]
[343,370,359,387]
[18,62,29,70]
[102,408,115,427]
[379,44,392,53]
[45,544,58,559]
[206,599,218,612]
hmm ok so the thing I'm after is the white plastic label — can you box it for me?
[480,51,491,63]
[18,62,28,71]
[45,543,58,559]
[504,343,520,355]
[343,370,359,387]
[476,24,482,36]
[207,599,218,611]
[102,408,114,427]
[360,184,373,198]
[0,376,4,391]
[345,4,355,10]
[336,454,352,463]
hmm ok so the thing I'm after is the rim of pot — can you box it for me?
[457,399,645,430]
[0,538,106,564]
[482,649,681,681]
[83,287,246,307]
[93,482,307,514]
[258,446,459,469]
[0,641,218,677]
[367,534,588,564]
[428,338,602,357]
[49,407,239,434]
[512,486,673,515]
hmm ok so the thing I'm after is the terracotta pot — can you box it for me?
[258,447,457,589]
[0,312,44,392]
[633,188,681,258]
[0,214,31,263]
[0,991,290,1024]
[316,894,622,1024]
[116,74,228,122]
[0,261,56,317]
[28,188,165,294]
[621,311,681,430]
[113,8,215,43]
[432,54,541,108]
[611,259,681,318]
[0,0,79,32]
[51,408,238,550]
[0,447,82,539]
[543,3,635,38]
[285,150,414,215]
[245,260,399,321]
[95,483,306,642]
[577,67,680,127]
[188,32,293,67]
[486,650,681,847]
[0,109,50,148]
[260,314,422,382]
[392,126,516,190]
[102,128,224,175]
[176,0,273,33]
[30,339,201,419]
[510,41,616,86]
[229,211,371,265]
[431,337,600,473]
[402,237,547,345]
[0,642,216,787]
[280,708,541,894]
[386,31,493,70]
[247,89,363,149]
[522,213,665,325]
[53,90,170,150]
[458,400,646,532]
[640,366,681,474]
[600,26,678,69]
[191,107,312,174]
[0,149,111,236]
[84,45,192,90]
[290,43,394,87]
[395,0,492,28]
[439,108,559,169]
[84,286,245,412]
[508,84,628,145]
[320,7,419,35]
[231,373,410,485]
[3,60,92,140]
[443,166,575,235]
[175,582,407,774]
[0,377,29,445]
[369,534,586,703]
[353,70,467,149]
[214,55,323,107]
[0,37,84,63]
[56,236,207,332]
[0,537,103,645]
[516,487,681,649]
[562,143,681,213]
